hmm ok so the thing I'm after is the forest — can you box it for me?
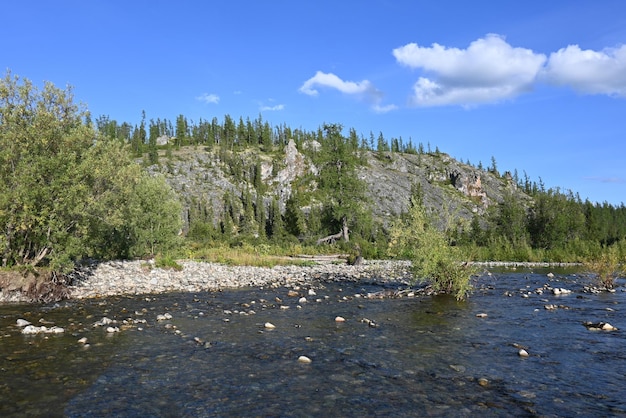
[1,72,625,297]
[92,109,626,264]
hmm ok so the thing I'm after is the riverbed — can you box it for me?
[0,268,624,417]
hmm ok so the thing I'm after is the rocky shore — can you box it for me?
[0,259,415,303]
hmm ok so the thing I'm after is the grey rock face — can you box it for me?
[146,145,529,230]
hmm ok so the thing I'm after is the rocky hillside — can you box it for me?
[146,141,531,231]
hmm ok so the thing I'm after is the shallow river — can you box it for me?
[1,268,624,417]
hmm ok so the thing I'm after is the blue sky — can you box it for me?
[3,1,626,205]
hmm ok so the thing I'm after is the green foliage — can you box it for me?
[388,197,477,300]
[314,123,370,242]
[583,243,625,289]
[154,254,183,271]
[0,71,182,271]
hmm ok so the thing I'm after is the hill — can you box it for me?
[146,140,529,238]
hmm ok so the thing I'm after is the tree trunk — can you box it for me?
[317,217,350,245]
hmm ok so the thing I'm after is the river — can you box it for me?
[0,268,624,417]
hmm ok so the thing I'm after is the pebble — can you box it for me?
[475,313,488,318]
[298,297,307,304]
[21,325,65,335]
[298,355,312,364]
[518,349,529,357]
[62,259,414,300]
[335,316,346,322]
[478,378,489,387]
[264,322,276,329]
[16,319,31,327]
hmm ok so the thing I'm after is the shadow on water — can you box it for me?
[0,271,625,417]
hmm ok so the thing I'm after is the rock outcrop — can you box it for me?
[145,145,530,231]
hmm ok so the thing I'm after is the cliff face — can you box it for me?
[146,143,530,230]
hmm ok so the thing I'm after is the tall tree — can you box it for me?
[315,124,368,244]
[0,71,181,270]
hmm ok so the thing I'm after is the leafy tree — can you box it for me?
[388,197,477,300]
[0,71,181,271]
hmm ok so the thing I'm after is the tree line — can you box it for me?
[94,107,626,263]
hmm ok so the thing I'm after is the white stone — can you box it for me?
[21,325,41,335]
[298,355,312,364]
[518,349,529,357]
[335,316,346,323]
[298,297,307,304]
[106,326,120,333]
[157,313,172,321]
[78,337,88,344]
[602,323,617,331]
[308,289,316,296]
[49,326,65,334]
[475,313,488,318]
[547,272,555,278]
[264,322,276,329]
[16,319,31,327]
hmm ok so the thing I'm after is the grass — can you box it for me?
[182,242,327,268]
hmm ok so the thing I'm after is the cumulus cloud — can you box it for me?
[196,93,220,104]
[543,44,626,96]
[299,70,396,111]
[393,34,546,106]
[299,71,375,96]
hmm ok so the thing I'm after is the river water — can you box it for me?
[0,269,624,417]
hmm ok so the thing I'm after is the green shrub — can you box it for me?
[583,244,625,289]
[388,197,477,300]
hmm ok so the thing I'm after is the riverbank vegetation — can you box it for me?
[1,72,625,296]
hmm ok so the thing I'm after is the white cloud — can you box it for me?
[372,103,398,113]
[543,44,626,96]
[196,93,220,104]
[299,71,375,96]
[393,34,546,107]
[260,104,285,111]
[299,70,396,112]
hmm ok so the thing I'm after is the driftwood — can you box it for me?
[316,217,350,245]
[316,231,344,245]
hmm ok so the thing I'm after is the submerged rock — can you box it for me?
[583,321,618,331]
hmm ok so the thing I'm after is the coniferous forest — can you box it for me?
[2,72,626,283]
[92,107,626,264]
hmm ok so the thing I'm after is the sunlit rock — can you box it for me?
[335,316,346,322]
[94,317,114,327]
[298,297,307,304]
[518,349,529,357]
[475,313,488,318]
[16,319,31,327]
[157,313,173,321]
[21,325,41,335]
[298,355,312,364]
[264,322,276,329]
[584,321,618,331]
